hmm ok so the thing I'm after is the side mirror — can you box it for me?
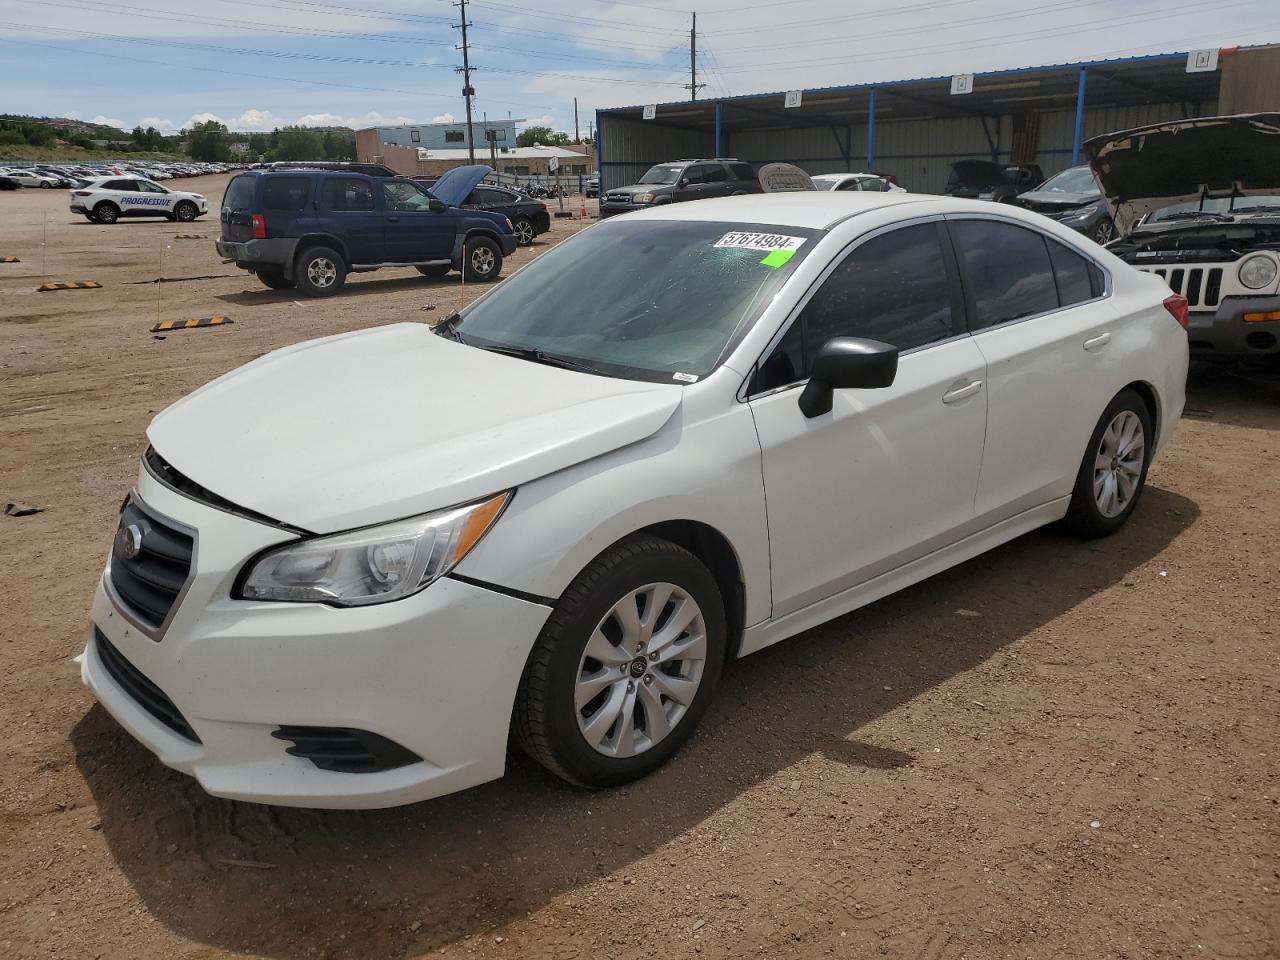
[428,198,446,213]
[798,337,898,418]
[679,178,689,187]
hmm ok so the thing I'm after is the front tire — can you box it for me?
[294,245,345,297]
[1063,388,1153,538]
[39,181,51,188]
[462,236,503,282]
[92,202,119,224]
[1091,218,1116,245]
[514,535,726,788]
[174,201,198,222]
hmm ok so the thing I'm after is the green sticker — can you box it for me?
[760,248,795,268]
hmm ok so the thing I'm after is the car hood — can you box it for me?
[1084,113,1280,235]
[429,164,493,207]
[1017,189,1100,209]
[147,323,683,533]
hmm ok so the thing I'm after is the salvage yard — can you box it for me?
[1,174,1278,960]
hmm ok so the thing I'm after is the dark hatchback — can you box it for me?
[459,184,551,245]
[1016,165,1114,244]
[945,160,1044,203]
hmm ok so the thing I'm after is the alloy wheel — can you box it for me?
[1094,220,1116,244]
[470,245,496,276]
[307,257,337,288]
[574,582,707,758]
[514,220,534,244]
[1093,410,1145,518]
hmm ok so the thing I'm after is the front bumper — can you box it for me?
[80,469,552,809]
[1188,295,1280,358]
[599,199,663,218]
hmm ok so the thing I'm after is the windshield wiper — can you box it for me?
[478,343,613,377]
[1231,206,1280,215]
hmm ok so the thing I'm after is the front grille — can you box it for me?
[272,726,421,773]
[94,629,201,743]
[1144,266,1223,308]
[109,498,194,631]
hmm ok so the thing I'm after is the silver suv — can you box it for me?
[600,158,759,218]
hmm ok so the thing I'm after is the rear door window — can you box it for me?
[702,165,728,183]
[949,219,1059,329]
[262,176,310,211]
[729,163,755,181]
[320,177,374,211]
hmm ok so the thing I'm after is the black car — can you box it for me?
[945,160,1043,203]
[0,175,19,191]
[215,163,517,297]
[457,183,551,246]
[600,158,759,218]
[1016,165,1114,243]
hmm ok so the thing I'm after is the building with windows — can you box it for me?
[355,119,518,155]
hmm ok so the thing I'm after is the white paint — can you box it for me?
[784,89,803,108]
[1186,49,1220,72]
[950,73,974,95]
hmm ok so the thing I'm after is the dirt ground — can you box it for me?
[0,174,1277,960]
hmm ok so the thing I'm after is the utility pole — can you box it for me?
[484,112,496,166]
[574,97,580,143]
[454,0,476,162]
[685,12,704,101]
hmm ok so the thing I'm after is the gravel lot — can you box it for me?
[1,174,1277,960]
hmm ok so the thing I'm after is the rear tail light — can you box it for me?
[251,213,266,239]
[1163,294,1190,331]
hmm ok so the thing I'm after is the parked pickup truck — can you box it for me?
[216,163,518,296]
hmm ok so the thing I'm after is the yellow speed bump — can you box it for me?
[37,281,102,291]
[1,256,20,263]
[150,316,234,333]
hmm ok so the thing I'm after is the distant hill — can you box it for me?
[1,114,131,139]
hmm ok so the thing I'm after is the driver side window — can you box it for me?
[755,222,961,393]
[681,165,706,185]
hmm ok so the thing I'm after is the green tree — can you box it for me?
[131,125,147,147]
[271,126,324,161]
[516,125,572,147]
[188,119,231,161]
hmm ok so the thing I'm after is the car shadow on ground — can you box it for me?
[72,486,1198,960]
[1185,359,1280,431]
[215,272,475,305]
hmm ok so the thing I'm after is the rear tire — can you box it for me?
[92,202,119,224]
[294,245,345,297]
[256,268,294,290]
[512,217,535,246]
[416,264,452,278]
[462,236,503,282]
[514,535,726,788]
[174,201,198,222]
[1063,388,1154,538]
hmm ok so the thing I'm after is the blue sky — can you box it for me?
[1,0,1276,135]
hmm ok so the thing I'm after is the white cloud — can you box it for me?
[184,112,225,129]
[431,113,457,123]
[138,116,175,131]
[60,111,80,121]
[518,115,558,130]
[90,114,126,128]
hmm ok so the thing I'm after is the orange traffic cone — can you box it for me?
[579,203,588,219]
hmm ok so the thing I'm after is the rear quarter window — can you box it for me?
[262,176,310,211]
[730,163,756,181]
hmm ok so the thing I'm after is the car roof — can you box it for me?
[618,191,929,229]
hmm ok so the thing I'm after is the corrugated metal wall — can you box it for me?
[600,98,1223,194]
[1218,46,1280,113]
[599,116,714,190]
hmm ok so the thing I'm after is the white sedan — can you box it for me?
[80,192,1187,808]
[69,176,208,224]
[812,172,905,193]
[5,169,63,188]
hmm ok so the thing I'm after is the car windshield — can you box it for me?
[1037,166,1098,194]
[454,219,818,382]
[638,164,683,185]
[1148,194,1280,223]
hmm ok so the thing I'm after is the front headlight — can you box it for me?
[633,192,655,204]
[1238,255,1278,290]
[1061,201,1103,222]
[238,492,510,606]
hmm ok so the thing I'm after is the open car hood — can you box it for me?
[1084,113,1280,235]
[147,323,682,533]
[428,164,493,207]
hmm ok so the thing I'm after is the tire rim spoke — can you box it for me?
[1092,409,1145,518]
[575,581,707,758]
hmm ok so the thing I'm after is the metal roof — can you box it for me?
[599,50,1225,132]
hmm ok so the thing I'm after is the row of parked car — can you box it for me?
[0,160,238,191]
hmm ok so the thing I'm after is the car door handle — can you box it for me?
[386,216,400,222]
[1083,332,1111,351]
[942,379,984,404]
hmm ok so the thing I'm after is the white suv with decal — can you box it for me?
[70,176,208,225]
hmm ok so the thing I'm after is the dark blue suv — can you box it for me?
[215,163,518,296]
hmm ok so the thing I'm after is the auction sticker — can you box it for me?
[714,231,806,253]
